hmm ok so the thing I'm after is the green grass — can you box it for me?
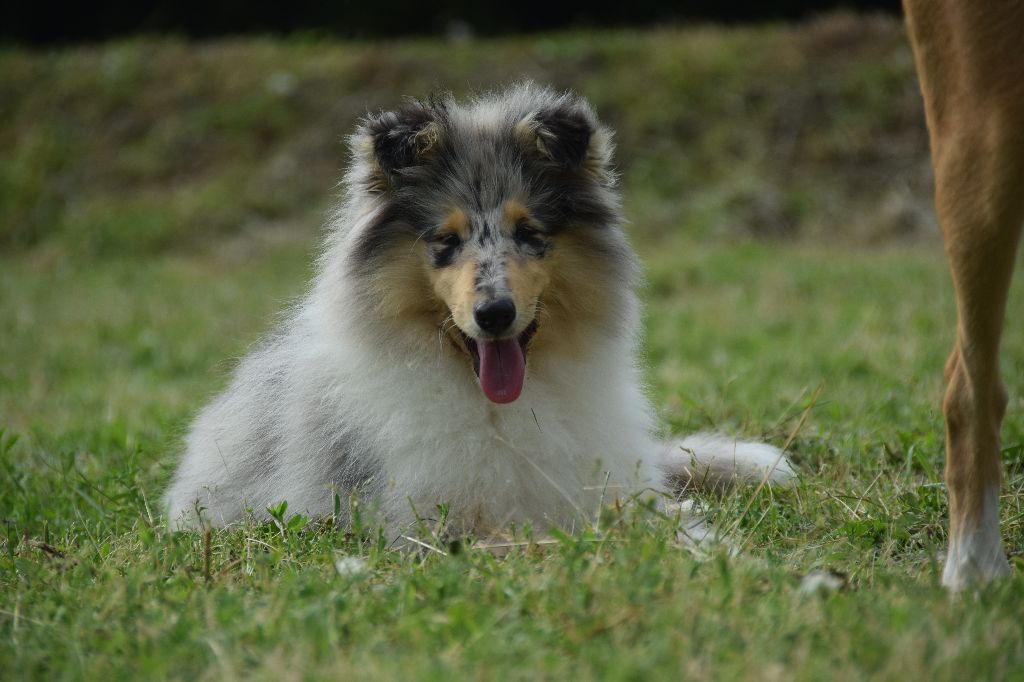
[3,15,1024,681]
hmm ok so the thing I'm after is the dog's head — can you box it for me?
[343,84,637,404]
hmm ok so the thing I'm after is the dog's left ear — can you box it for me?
[516,101,614,180]
[352,100,445,191]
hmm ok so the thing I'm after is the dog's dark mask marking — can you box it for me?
[428,232,462,268]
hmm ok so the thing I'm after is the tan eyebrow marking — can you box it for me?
[439,208,470,239]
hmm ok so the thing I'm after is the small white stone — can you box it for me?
[334,555,368,577]
[798,570,844,595]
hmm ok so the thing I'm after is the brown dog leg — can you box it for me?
[904,0,1024,588]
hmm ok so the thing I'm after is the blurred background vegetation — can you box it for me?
[1,9,944,440]
[6,1,897,44]
[1,12,929,259]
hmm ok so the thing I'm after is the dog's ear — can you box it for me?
[515,101,613,179]
[353,101,444,191]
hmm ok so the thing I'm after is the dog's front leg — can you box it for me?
[904,0,1024,589]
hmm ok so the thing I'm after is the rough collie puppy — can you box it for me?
[164,83,793,538]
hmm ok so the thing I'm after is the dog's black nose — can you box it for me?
[474,298,516,336]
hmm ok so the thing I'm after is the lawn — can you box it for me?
[2,14,1023,680]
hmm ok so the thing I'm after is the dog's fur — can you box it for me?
[904,1,1024,589]
[163,84,793,538]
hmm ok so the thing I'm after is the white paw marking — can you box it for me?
[942,486,1011,590]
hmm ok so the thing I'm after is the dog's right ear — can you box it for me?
[352,101,444,192]
[514,98,614,183]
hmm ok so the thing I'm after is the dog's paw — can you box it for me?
[941,517,1012,590]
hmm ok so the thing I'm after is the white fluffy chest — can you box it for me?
[328,338,660,534]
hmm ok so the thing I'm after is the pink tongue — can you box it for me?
[477,338,526,404]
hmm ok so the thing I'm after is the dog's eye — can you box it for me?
[514,220,544,247]
[432,233,462,249]
[429,232,462,268]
